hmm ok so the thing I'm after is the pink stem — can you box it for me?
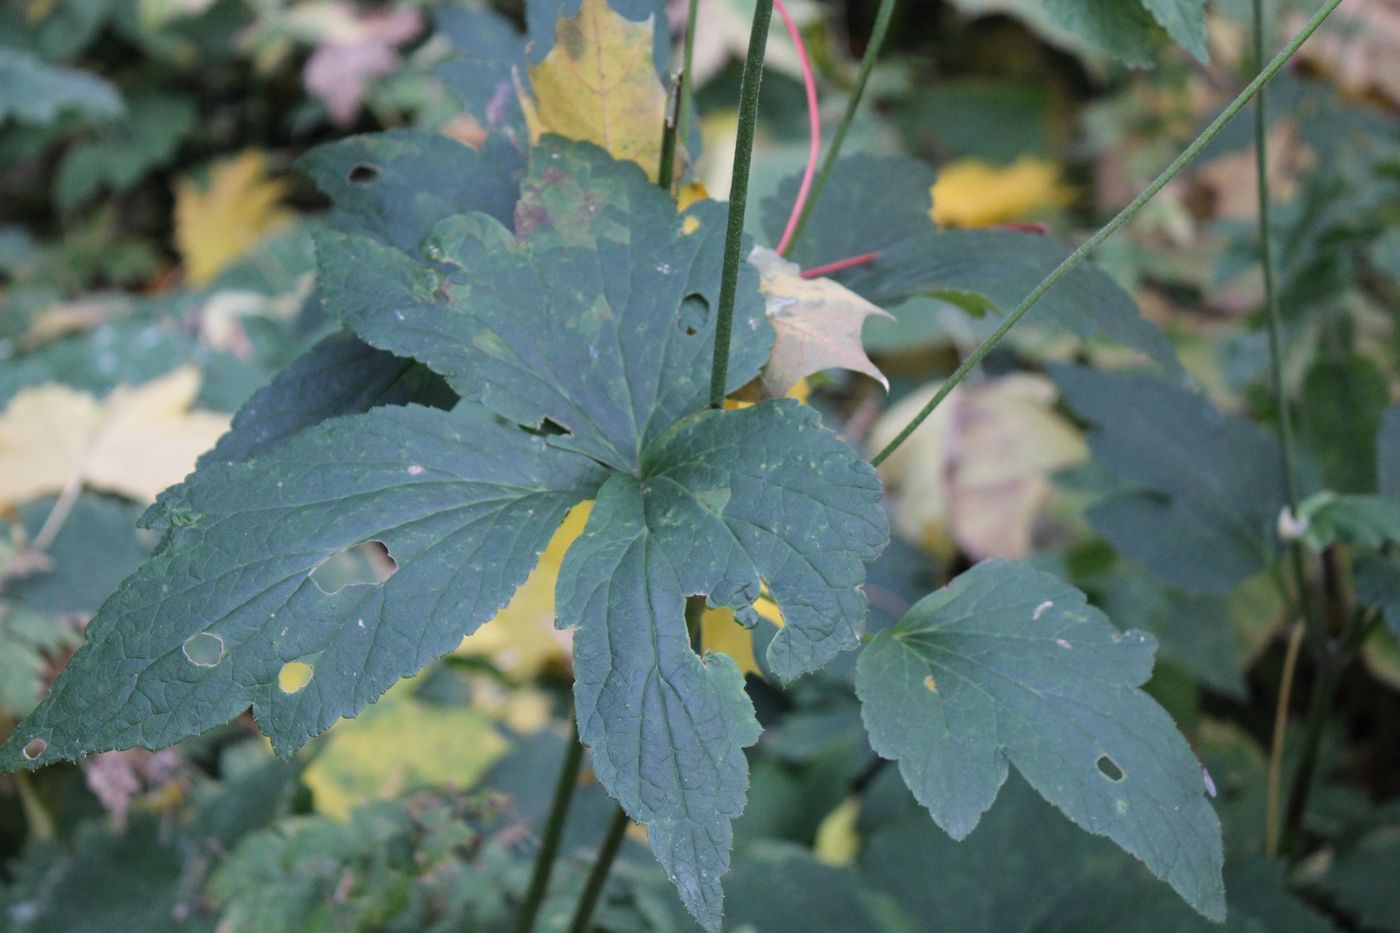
[773,0,820,258]
[800,251,880,279]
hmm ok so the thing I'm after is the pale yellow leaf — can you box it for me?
[303,678,508,821]
[814,796,861,866]
[868,374,1086,560]
[749,246,892,398]
[0,366,230,509]
[931,157,1074,228]
[174,151,293,285]
[516,0,668,179]
[700,607,762,678]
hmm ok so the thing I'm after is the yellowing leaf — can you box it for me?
[814,796,861,866]
[749,246,892,397]
[700,607,762,677]
[0,367,229,509]
[869,374,1086,560]
[930,157,1074,228]
[454,503,589,677]
[174,151,293,285]
[516,0,667,179]
[303,679,507,820]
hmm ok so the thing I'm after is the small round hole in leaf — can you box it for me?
[347,163,379,185]
[1096,754,1125,782]
[22,738,47,761]
[678,293,710,336]
[279,661,314,694]
[182,632,225,667]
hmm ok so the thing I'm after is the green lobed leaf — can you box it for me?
[1053,364,1286,594]
[1044,0,1166,68]
[764,155,1183,374]
[1295,491,1400,552]
[0,47,124,127]
[1298,354,1389,495]
[855,560,1225,920]
[201,332,455,466]
[53,94,196,212]
[558,400,887,930]
[1138,0,1209,62]
[433,4,527,136]
[317,138,772,474]
[0,404,605,769]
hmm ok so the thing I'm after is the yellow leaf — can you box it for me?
[749,246,892,397]
[303,679,508,821]
[930,157,1074,228]
[869,374,1086,561]
[516,0,668,179]
[174,151,293,285]
[814,796,861,866]
[700,607,762,677]
[0,367,230,509]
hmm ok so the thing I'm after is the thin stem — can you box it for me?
[774,0,821,256]
[516,718,587,933]
[659,72,683,193]
[14,771,55,841]
[1280,636,1346,855]
[801,251,880,279]
[1265,621,1305,856]
[675,0,701,166]
[784,0,898,254]
[709,0,775,409]
[870,0,1346,469]
[567,805,631,933]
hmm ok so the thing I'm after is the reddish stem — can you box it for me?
[774,0,820,257]
[1000,222,1050,235]
[800,251,880,279]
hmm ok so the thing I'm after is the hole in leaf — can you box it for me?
[279,661,314,694]
[182,632,225,667]
[22,738,47,760]
[1096,754,1125,782]
[678,293,710,336]
[347,163,379,185]
[310,541,397,594]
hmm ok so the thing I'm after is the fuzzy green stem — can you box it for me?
[870,0,1346,469]
[659,72,683,193]
[517,718,586,932]
[1280,635,1346,855]
[783,0,898,254]
[709,0,775,409]
[568,805,631,933]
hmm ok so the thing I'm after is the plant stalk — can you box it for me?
[659,72,684,193]
[784,0,898,254]
[567,805,631,933]
[1265,621,1305,855]
[517,717,587,933]
[1280,636,1346,855]
[709,0,775,409]
[870,0,1346,469]
[675,0,702,165]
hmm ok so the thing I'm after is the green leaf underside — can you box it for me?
[856,560,1225,920]
[317,138,772,474]
[1053,364,1286,594]
[762,154,1182,375]
[559,400,887,929]
[0,404,605,769]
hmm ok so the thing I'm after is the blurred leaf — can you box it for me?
[1298,354,1388,494]
[726,842,915,932]
[303,679,508,821]
[174,151,293,285]
[1380,402,1400,497]
[302,6,422,126]
[870,374,1087,561]
[1043,0,1166,67]
[0,605,78,717]
[856,560,1225,919]
[1322,822,1400,930]
[1356,553,1400,639]
[0,366,229,509]
[0,47,122,126]
[1053,364,1286,594]
[1294,491,1400,551]
[749,246,892,397]
[54,94,196,211]
[517,0,667,179]
[931,157,1074,228]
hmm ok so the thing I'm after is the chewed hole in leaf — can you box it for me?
[678,293,710,336]
[1096,754,1126,782]
[347,163,379,185]
[182,632,225,667]
[310,541,397,594]
[22,738,47,760]
[279,661,314,694]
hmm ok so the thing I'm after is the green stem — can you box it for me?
[516,718,586,933]
[659,72,683,193]
[14,771,54,841]
[567,805,631,933]
[783,0,898,255]
[870,0,1346,469]
[709,0,775,409]
[675,0,701,158]
[1280,634,1346,855]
